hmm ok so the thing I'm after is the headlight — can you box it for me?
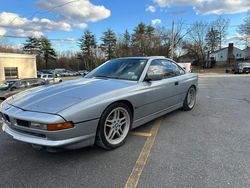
[30,122,47,130]
[30,121,74,131]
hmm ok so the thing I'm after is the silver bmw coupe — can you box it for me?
[1,57,198,150]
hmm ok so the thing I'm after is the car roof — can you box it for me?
[238,62,250,65]
[40,73,53,75]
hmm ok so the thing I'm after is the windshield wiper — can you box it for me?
[93,75,110,79]
[92,75,122,80]
[88,75,131,80]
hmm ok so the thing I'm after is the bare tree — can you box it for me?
[212,16,230,49]
[206,27,220,52]
[168,20,191,59]
[238,11,250,47]
[185,21,209,66]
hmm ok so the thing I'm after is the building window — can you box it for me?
[4,67,18,79]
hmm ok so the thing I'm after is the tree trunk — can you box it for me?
[45,58,48,70]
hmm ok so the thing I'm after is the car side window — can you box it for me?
[179,67,185,75]
[15,81,27,89]
[169,61,185,76]
[27,79,38,87]
[48,75,53,78]
[148,60,182,79]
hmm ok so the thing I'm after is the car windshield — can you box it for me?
[0,81,15,91]
[238,63,249,67]
[86,59,148,81]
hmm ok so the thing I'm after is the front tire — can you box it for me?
[96,102,132,150]
[182,86,196,111]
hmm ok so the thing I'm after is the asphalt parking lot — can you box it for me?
[0,74,250,188]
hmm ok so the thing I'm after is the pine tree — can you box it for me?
[23,37,41,54]
[79,30,96,57]
[23,36,56,69]
[122,29,131,56]
[131,23,147,55]
[79,30,96,69]
[40,37,57,70]
[101,29,117,60]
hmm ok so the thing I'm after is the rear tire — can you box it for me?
[96,102,132,150]
[182,86,196,111]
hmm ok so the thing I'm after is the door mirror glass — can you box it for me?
[145,64,165,81]
[146,72,164,81]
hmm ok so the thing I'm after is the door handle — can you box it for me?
[175,81,179,86]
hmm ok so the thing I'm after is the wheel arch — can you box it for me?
[96,99,134,131]
[106,100,134,119]
[191,84,197,90]
[95,99,134,149]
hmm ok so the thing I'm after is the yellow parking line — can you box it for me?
[125,119,162,188]
[131,131,152,137]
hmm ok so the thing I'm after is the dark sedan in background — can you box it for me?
[0,78,47,100]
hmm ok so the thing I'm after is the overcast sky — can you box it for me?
[0,0,249,51]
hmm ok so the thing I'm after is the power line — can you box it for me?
[0,0,81,42]
[7,0,81,26]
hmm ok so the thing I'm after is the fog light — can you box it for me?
[47,122,73,131]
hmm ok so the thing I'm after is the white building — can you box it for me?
[244,46,250,59]
[210,44,245,66]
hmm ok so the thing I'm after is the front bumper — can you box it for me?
[1,102,99,148]
[2,119,99,149]
[2,122,96,147]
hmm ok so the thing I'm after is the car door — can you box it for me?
[47,74,54,82]
[167,60,188,103]
[41,75,46,80]
[138,59,183,118]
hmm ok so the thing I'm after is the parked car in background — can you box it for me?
[177,62,192,72]
[60,70,81,77]
[54,69,66,77]
[38,74,62,83]
[79,70,89,76]
[1,56,198,150]
[0,78,47,100]
[234,62,250,74]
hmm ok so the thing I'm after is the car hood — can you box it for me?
[6,78,136,114]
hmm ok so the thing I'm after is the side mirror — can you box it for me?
[145,72,164,82]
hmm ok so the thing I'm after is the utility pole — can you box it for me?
[171,19,175,59]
